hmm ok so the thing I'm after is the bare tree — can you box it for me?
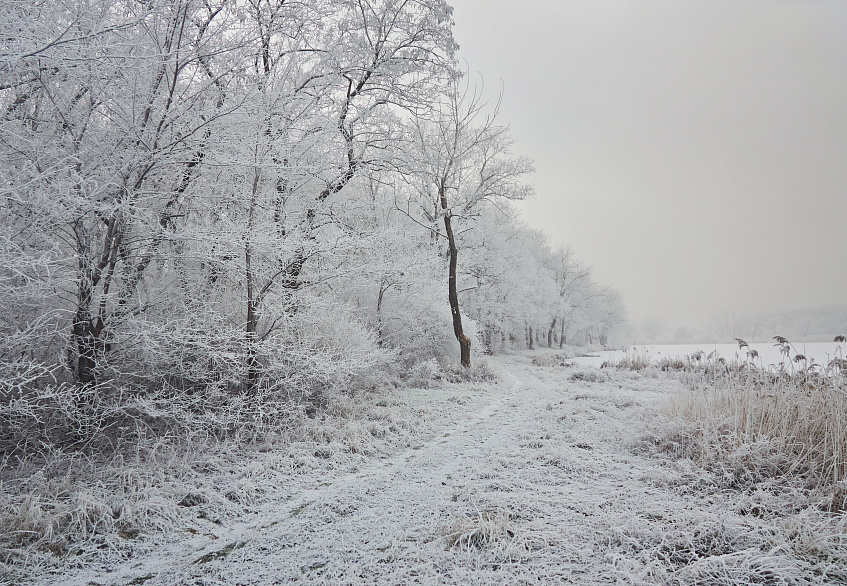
[405,73,533,366]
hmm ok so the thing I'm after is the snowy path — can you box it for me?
[47,355,790,585]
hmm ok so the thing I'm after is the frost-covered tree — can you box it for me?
[1,0,236,384]
[546,245,594,348]
[403,74,534,366]
[0,0,629,459]
[583,286,626,345]
[458,211,553,352]
[1,0,458,390]
[221,0,456,388]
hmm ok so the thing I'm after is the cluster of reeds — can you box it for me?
[601,348,651,371]
[668,336,847,490]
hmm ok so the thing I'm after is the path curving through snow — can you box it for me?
[45,354,828,585]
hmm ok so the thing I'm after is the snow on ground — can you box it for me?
[24,353,846,585]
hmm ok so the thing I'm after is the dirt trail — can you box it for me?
[47,355,779,585]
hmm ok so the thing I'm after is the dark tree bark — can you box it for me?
[245,168,262,392]
[548,317,557,348]
[440,177,471,367]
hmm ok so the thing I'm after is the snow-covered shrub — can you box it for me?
[347,368,402,395]
[442,358,497,383]
[531,353,573,367]
[386,293,458,365]
[568,369,608,383]
[263,295,393,393]
[408,358,441,388]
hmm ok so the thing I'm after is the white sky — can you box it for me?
[448,0,847,328]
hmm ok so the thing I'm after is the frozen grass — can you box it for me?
[8,352,847,585]
[439,509,516,550]
[657,353,847,490]
[441,358,499,384]
[615,338,847,487]
[603,347,651,371]
[569,368,610,383]
[531,353,574,367]
[0,362,496,584]
[638,341,847,585]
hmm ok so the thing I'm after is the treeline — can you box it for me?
[707,307,847,343]
[1,0,624,409]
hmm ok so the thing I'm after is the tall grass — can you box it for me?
[662,337,847,492]
[601,347,651,371]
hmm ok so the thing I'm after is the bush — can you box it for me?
[408,358,441,388]
[569,369,608,383]
[442,358,498,384]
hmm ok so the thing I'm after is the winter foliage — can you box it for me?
[0,0,624,444]
[1,0,640,580]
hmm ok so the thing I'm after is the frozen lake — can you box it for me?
[571,341,847,370]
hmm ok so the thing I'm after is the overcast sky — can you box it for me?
[448,0,847,330]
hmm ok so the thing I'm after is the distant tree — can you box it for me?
[545,245,594,348]
[710,310,754,341]
[459,212,557,353]
[642,317,665,343]
[672,326,693,343]
[588,287,627,345]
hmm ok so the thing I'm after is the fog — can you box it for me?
[449,0,847,332]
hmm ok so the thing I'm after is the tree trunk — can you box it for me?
[376,279,387,347]
[528,325,534,350]
[245,168,261,392]
[73,253,98,384]
[559,318,566,349]
[245,244,259,391]
[548,317,556,348]
[71,214,122,385]
[73,315,98,385]
[441,179,470,367]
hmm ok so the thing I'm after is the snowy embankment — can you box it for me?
[22,354,847,585]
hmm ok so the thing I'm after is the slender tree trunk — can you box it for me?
[528,325,534,350]
[245,168,261,391]
[441,179,470,367]
[73,311,98,384]
[245,245,258,390]
[376,279,387,347]
[548,317,556,348]
[73,240,98,384]
[559,318,566,349]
